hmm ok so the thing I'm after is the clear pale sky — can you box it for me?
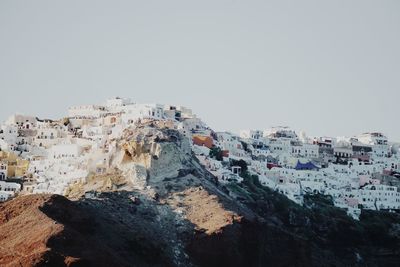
[1,1,399,139]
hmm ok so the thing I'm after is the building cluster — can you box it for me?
[0,97,206,201]
[193,127,400,219]
[0,98,399,220]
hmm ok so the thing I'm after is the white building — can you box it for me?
[121,103,164,125]
[0,124,19,151]
[49,143,82,159]
[359,184,400,210]
[268,139,291,154]
[290,142,319,159]
[0,191,14,202]
[68,105,106,118]
[178,117,209,137]
[240,130,263,140]
[357,133,391,158]
[0,161,7,180]
[5,114,37,130]
[264,127,298,140]
[0,181,21,202]
[34,121,67,148]
[105,97,132,110]
[163,105,194,120]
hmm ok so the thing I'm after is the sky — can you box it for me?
[0,0,399,139]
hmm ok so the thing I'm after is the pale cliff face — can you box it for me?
[65,124,195,196]
[118,126,192,186]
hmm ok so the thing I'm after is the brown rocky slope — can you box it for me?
[2,190,400,267]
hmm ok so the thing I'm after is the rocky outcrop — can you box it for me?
[118,126,192,185]
[66,125,195,195]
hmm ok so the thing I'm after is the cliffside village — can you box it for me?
[1,97,400,219]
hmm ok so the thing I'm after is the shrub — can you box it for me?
[209,146,223,161]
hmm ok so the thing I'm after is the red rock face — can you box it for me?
[0,195,63,266]
[0,194,161,267]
